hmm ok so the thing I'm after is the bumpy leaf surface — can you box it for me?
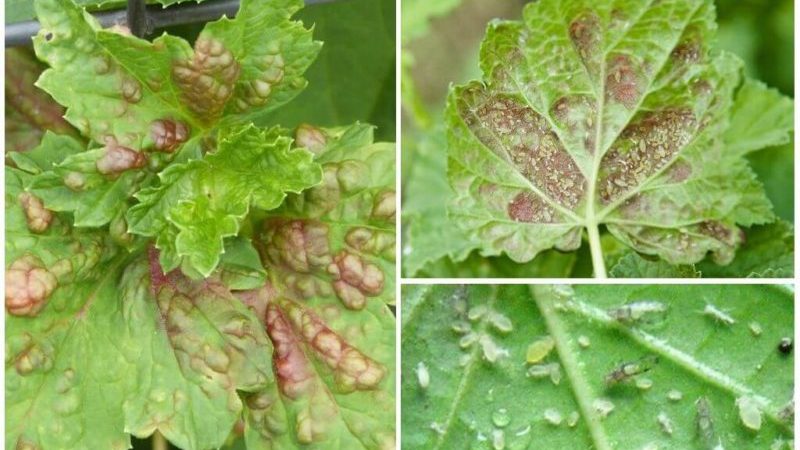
[240,124,397,449]
[446,0,783,270]
[26,0,321,276]
[402,284,794,449]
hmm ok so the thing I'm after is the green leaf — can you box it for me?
[259,0,396,141]
[121,257,275,450]
[723,79,793,156]
[698,221,794,278]
[748,141,794,222]
[218,236,268,290]
[242,123,396,448]
[402,284,794,449]
[445,0,780,277]
[401,0,463,43]
[402,127,479,276]
[33,0,319,147]
[609,252,700,278]
[126,125,321,277]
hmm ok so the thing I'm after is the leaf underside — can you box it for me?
[402,284,794,450]
[446,0,789,268]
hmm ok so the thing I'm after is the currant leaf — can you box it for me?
[446,0,783,274]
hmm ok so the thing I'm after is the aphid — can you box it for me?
[526,336,555,363]
[607,301,667,324]
[468,305,487,321]
[492,429,505,450]
[695,397,717,446]
[778,337,793,355]
[702,304,735,326]
[656,411,673,436]
[735,396,762,431]
[489,311,513,333]
[429,422,445,435]
[543,408,562,426]
[593,398,615,418]
[567,411,580,427]
[577,335,591,348]
[604,355,659,386]
[515,425,531,436]
[492,408,510,428]
[667,389,683,402]
[527,362,561,385]
[748,322,762,337]
[451,320,471,334]
[415,362,429,389]
[636,377,653,390]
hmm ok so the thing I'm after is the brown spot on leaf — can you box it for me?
[96,144,147,175]
[569,11,601,72]
[666,160,692,182]
[173,37,240,121]
[327,251,384,310]
[508,192,556,223]
[150,119,189,152]
[345,227,394,261]
[5,255,57,317]
[460,90,586,209]
[120,77,142,103]
[606,55,643,108]
[671,40,701,65]
[262,219,331,273]
[295,124,327,155]
[698,220,735,245]
[600,109,696,203]
[18,192,53,233]
[371,190,396,221]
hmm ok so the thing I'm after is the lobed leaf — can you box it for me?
[446,0,786,272]
[126,125,321,277]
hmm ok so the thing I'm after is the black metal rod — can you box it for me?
[126,0,148,37]
[6,0,338,47]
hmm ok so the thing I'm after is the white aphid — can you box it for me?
[544,408,562,426]
[608,301,667,323]
[736,396,762,431]
[577,335,591,348]
[636,377,654,390]
[567,411,580,427]
[749,322,763,337]
[468,305,487,321]
[526,362,561,385]
[703,304,736,325]
[667,389,683,402]
[416,362,430,389]
[451,320,471,334]
[489,311,513,333]
[492,429,505,450]
[480,335,509,363]
[460,332,479,349]
[657,411,674,436]
[593,398,615,419]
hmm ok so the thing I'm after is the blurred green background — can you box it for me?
[401,0,794,278]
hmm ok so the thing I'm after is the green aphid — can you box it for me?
[604,355,659,386]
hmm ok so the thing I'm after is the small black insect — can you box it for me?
[778,337,793,355]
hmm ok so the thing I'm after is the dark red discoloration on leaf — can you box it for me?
[5,255,58,317]
[460,90,586,209]
[606,55,643,109]
[671,40,701,65]
[600,109,696,203]
[508,192,556,223]
[265,303,314,399]
[281,299,386,392]
[96,144,147,175]
[151,119,190,152]
[551,95,597,153]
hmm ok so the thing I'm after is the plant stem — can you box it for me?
[153,432,167,450]
[586,222,607,278]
